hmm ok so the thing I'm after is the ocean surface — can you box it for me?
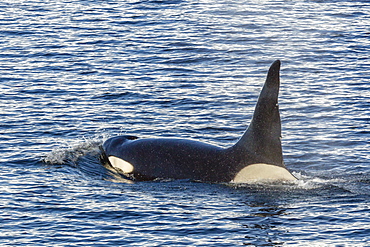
[1,0,369,246]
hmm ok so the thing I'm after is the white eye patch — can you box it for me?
[108,156,134,174]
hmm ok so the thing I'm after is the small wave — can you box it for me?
[292,172,347,190]
[43,137,103,166]
[42,136,134,183]
[228,171,348,191]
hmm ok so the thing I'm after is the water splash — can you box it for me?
[43,137,103,166]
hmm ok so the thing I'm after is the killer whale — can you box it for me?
[100,60,296,183]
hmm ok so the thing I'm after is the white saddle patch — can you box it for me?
[232,163,297,183]
[108,156,134,174]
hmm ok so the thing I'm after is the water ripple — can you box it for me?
[1,0,369,246]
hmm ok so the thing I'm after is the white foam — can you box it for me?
[43,137,102,164]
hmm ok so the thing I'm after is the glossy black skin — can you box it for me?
[102,60,288,182]
[103,136,242,181]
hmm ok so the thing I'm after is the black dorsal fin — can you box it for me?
[232,60,285,167]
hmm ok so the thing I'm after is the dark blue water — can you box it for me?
[1,0,369,246]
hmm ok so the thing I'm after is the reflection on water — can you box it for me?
[1,0,369,246]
